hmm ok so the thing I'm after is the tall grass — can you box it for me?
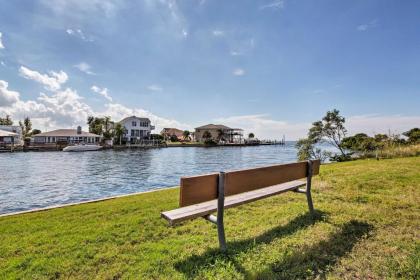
[362,143,420,159]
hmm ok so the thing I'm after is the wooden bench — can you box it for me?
[161,160,320,251]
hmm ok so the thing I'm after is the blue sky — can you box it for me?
[0,0,419,139]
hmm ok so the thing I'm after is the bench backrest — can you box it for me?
[179,160,320,207]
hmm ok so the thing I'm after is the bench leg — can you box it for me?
[203,213,226,251]
[217,172,227,251]
[306,160,315,216]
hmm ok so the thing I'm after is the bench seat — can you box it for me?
[161,179,306,226]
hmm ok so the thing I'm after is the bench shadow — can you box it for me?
[256,219,374,279]
[174,210,328,278]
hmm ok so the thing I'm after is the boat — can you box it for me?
[62,143,102,152]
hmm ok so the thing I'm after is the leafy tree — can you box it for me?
[150,134,164,140]
[114,123,125,145]
[87,116,115,140]
[310,109,347,157]
[403,128,420,143]
[202,130,212,141]
[341,133,371,152]
[170,134,178,142]
[297,109,349,161]
[87,116,104,135]
[183,130,190,140]
[296,138,331,162]
[217,129,225,142]
[0,115,13,125]
[248,132,255,138]
[374,134,388,143]
[102,116,114,140]
[19,117,32,138]
[31,129,42,135]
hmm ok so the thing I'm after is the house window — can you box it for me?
[131,130,135,136]
[132,121,137,126]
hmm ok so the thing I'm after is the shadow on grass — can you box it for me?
[175,210,328,278]
[257,219,374,279]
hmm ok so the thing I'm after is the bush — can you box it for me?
[204,139,217,146]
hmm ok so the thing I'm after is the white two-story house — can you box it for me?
[119,116,155,143]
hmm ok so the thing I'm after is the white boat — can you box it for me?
[63,144,102,152]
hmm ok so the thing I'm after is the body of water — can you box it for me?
[0,143,299,215]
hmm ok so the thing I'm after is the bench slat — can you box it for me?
[179,160,320,207]
[161,180,306,225]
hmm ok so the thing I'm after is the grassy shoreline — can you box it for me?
[1,157,419,279]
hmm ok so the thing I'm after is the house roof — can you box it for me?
[161,128,184,136]
[0,129,18,137]
[34,129,101,137]
[119,116,151,123]
[195,124,232,130]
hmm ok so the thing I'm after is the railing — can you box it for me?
[125,139,164,148]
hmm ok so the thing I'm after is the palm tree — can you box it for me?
[114,123,124,145]
[183,130,190,141]
[102,116,115,140]
[248,132,255,138]
[19,117,32,147]
[87,116,94,126]
[217,129,225,142]
[202,130,212,141]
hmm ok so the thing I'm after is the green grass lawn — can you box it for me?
[1,157,419,279]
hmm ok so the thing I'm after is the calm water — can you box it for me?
[0,143,298,215]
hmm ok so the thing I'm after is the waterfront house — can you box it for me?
[119,116,155,144]
[195,124,243,143]
[33,126,101,145]
[160,128,190,141]
[0,125,23,145]
[0,129,19,147]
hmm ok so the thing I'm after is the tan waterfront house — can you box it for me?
[33,126,101,144]
[161,128,185,141]
[194,124,243,143]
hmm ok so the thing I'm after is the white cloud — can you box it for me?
[19,66,68,91]
[0,79,186,132]
[233,68,245,76]
[144,0,189,39]
[42,0,121,18]
[0,84,91,130]
[182,28,188,38]
[0,32,4,49]
[100,103,190,132]
[215,114,309,140]
[230,51,242,56]
[346,114,420,136]
[212,30,225,37]
[357,20,378,31]
[0,61,5,67]
[74,62,95,75]
[91,85,112,102]
[260,1,285,10]
[0,80,20,107]
[146,85,163,92]
[230,37,255,56]
[66,28,94,42]
[0,65,187,132]
[357,25,368,31]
